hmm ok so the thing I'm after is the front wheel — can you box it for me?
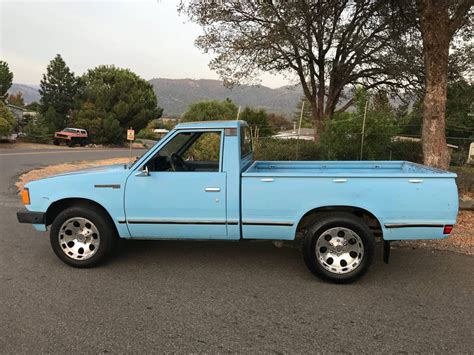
[303,213,374,283]
[50,205,117,267]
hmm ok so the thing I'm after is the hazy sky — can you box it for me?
[1,0,288,88]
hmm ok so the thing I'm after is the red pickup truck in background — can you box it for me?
[53,128,88,147]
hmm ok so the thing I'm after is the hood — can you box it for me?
[51,163,128,178]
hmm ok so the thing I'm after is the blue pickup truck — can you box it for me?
[17,120,459,283]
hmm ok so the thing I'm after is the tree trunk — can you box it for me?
[419,0,452,170]
[310,104,323,142]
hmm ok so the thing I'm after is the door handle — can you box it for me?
[205,187,221,192]
[261,178,274,182]
[409,179,423,183]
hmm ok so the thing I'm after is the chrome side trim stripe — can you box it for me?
[94,184,121,189]
[242,221,294,227]
[121,219,239,225]
[117,219,293,226]
[384,223,444,229]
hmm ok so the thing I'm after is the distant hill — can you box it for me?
[8,79,303,117]
[149,78,302,118]
[7,83,41,104]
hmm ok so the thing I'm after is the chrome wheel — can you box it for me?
[315,227,364,274]
[58,217,100,260]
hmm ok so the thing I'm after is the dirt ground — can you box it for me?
[16,158,473,256]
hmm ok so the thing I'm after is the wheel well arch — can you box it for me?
[45,198,115,228]
[295,206,383,238]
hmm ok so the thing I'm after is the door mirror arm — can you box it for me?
[135,165,150,177]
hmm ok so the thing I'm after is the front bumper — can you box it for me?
[17,210,45,224]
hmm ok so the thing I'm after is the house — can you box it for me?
[6,104,26,124]
[273,127,314,141]
[468,142,474,165]
[393,136,459,150]
[160,117,179,125]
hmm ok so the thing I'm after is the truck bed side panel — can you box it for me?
[241,176,458,241]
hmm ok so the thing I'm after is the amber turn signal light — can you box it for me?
[443,225,453,234]
[21,188,30,205]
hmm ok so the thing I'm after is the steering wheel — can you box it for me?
[170,153,188,171]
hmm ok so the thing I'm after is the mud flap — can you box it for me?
[383,240,391,264]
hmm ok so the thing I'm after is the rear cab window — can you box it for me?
[240,126,252,158]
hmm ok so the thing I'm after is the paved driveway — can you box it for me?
[0,147,473,352]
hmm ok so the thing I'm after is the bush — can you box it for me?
[0,101,16,137]
[136,129,158,140]
[388,140,423,163]
[254,138,322,161]
[181,99,238,122]
[23,118,51,143]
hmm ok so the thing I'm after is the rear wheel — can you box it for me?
[50,205,116,267]
[302,212,374,283]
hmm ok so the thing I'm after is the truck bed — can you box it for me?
[244,161,456,177]
[241,160,458,242]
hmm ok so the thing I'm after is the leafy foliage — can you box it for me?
[71,65,162,144]
[0,101,16,136]
[320,88,399,160]
[254,139,322,161]
[0,61,13,101]
[8,92,25,107]
[23,117,51,143]
[240,107,274,137]
[39,54,79,131]
[267,112,293,132]
[181,99,238,122]
[70,102,122,145]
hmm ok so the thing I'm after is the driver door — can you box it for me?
[124,130,228,239]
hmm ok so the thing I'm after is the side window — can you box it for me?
[240,126,252,158]
[146,131,222,172]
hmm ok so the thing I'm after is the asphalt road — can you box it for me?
[0,146,473,353]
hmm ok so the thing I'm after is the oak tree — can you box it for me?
[181,0,413,141]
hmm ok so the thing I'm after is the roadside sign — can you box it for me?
[127,129,135,141]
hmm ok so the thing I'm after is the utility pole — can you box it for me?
[359,99,369,160]
[296,100,305,160]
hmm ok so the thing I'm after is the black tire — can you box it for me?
[53,139,60,146]
[50,205,117,268]
[68,139,75,147]
[302,212,374,283]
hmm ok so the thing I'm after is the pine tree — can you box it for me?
[0,61,13,101]
[39,54,79,130]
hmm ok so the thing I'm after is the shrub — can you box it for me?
[388,140,423,163]
[136,129,158,140]
[254,138,322,161]
[23,118,51,143]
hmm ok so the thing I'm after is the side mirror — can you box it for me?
[135,165,150,177]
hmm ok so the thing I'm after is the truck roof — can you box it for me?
[175,120,247,130]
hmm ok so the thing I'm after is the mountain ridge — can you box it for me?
[8,79,303,117]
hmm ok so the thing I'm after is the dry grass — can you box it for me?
[16,157,130,191]
[15,158,474,255]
